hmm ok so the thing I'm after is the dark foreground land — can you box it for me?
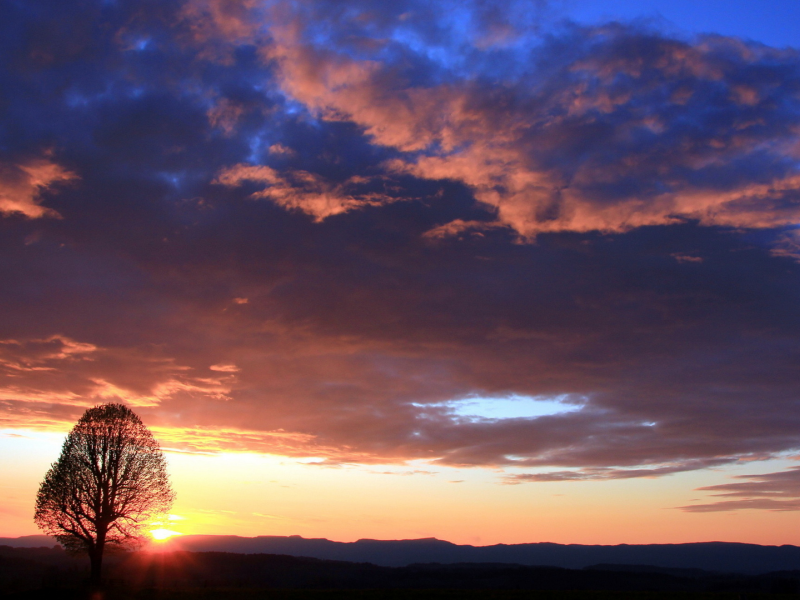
[2,546,799,599]
[7,591,800,600]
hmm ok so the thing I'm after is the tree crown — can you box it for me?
[35,403,174,553]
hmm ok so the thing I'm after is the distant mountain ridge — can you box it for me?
[3,534,799,574]
[0,535,56,548]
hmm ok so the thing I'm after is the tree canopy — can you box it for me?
[35,403,174,583]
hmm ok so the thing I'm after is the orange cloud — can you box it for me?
[0,336,237,414]
[0,157,77,218]
[214,164,397,220]
[250,18,800,238]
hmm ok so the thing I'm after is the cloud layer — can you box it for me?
[680,466,800,512]
[1,0,800,505]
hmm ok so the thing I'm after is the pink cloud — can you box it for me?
[236,17,800,238]
[422,219,506,240]
[214,163,397,220]
[0,157,77,219]
[0,336,236,413]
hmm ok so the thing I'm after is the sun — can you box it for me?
[150,528,181,541]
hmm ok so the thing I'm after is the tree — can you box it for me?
[34,403,174,585]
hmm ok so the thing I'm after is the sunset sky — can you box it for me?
[2,0,800,546]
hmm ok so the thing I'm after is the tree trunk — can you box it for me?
[90,531,106,588]
[89,548,103,588]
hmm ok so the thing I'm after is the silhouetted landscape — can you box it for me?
[6,535,800,574]
[162,536,800,574]
[3,538,800,599]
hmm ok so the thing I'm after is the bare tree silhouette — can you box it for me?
[34,403,174,586]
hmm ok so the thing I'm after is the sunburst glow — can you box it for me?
[150,528,181,541]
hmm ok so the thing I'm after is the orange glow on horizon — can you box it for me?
[3,428,800,547]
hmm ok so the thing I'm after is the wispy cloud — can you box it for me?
[680,466,800,512]
[214,164,399,220]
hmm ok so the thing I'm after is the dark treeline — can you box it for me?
[2,545,800,598]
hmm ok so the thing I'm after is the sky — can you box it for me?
[2,0,800,546]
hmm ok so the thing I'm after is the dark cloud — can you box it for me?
[1,0,800,500]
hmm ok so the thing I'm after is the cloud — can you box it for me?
[207,98,247,135]
[422,219,506,240]
[503,460,732,484]
[0,336,236,413]
[152,425,323,456]
[770,229,800,261]
[1,0,800,485]
[214,163,398,220]
[679,466,800,512]
[209,363,239,372]
[258,12,800,238]
[0,335,96,364]
[0,157,77,218]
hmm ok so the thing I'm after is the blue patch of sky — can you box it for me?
[246,133,270,164]
[415,394,585,421]
[399,9,473,66]
[246,140,260,164]
[158,171,186,189]
[376,0,800,84]
[283,98,309,117]
[563,0,800,48]
[295,2,542,84]
[133,38,151,51]
[64,91,93,109]
[385,8,542,81]
[64,82,122,109]
[127,86,146,99]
